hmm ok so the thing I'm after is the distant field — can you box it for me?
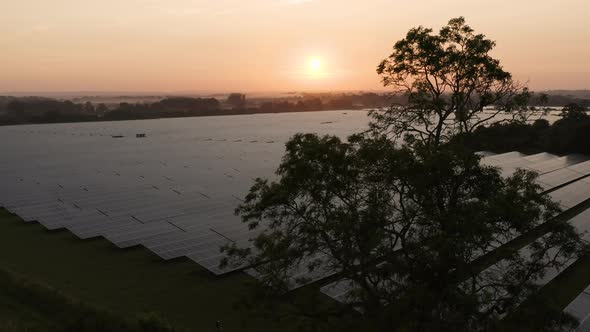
[0,209,299,332]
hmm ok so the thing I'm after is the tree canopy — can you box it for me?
[373,17,536,147]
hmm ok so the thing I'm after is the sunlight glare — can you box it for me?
[308,58,322,76]
[311,58,321,71]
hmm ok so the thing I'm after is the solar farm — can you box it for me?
[2,111,590,328]
[0,111,368,274]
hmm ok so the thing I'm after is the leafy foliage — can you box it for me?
[467,103,590,155]
[373,17,537,147]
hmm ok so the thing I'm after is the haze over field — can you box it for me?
[1,0,590,93]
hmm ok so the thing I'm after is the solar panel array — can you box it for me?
[0,111,369,275]
[3,114,590,320]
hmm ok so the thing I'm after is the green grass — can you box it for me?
[0,209,298,332]
[0,267,177,332]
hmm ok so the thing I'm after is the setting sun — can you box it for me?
[308,58,322,76]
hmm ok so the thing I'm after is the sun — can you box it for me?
[309,58,322,74]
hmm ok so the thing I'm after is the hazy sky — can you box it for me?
[1,0,589,93]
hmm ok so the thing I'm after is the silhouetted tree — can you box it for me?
[227,93,246,110]
[559,103,588,120]
[82,101,95,114]
[373,17,535,148]
[222,18,585,332]
[6,100,25,119]
[96,103,109,114]
[259,102,274,113]
[304,98,323,111]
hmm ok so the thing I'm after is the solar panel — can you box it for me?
[104,221,180,248]
[523,152,558,162]
[549,180,590,209]
[537,168,585,190]
[481,151,528,167]
[320,279,357,304]
[476,151,496,158]
[527,154,590,175]
[245,253,334,290]
[569,160,590,175]
[563,285,590,328]
[68,217,140,239]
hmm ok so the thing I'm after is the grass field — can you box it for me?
[0,209,300,332]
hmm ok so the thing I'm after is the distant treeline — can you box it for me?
[0,92,588,126]
[465,103,590,155]
[0,96,224,125]
[0,93,396,125]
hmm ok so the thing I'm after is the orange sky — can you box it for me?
[1,0,589,93]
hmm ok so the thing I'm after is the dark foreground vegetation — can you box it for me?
[0,268,174,332]
[467,103,590,155]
